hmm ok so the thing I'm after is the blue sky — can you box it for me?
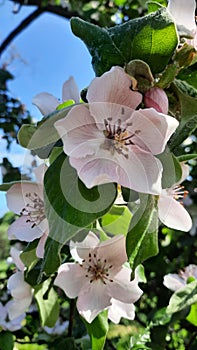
[0,1,94,216]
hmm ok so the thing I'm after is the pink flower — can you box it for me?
[55,66,179,194]
[6,164,48,258]
[158,163,192,231]
[32,76,80,116]
[164,264,197,292]
[54,231,143,323]
[144,87,169,114]
[167,0,196,36]
[7,247,33,320]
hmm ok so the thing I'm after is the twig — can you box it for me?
[68,299,76,337]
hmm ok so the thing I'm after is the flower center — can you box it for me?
[102,110,140,158]
[20,192,45,228]
[81,252,114,284]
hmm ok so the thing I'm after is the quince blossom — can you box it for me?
[164,264,197,292]
[167,0,196,37]
[6,164,48,258]
[32,76,80,116]
[7,247,33,320]
[55,66,179,194]
[158,163,192,231]
[54,231,143,323]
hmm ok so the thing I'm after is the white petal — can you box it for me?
[158,194,192,231]
[108,299,135,324]
[8,216,44,242]
[163,273,185,291]
[167,0,196,33]
[127,108,179,155]
[32,92,59,116]
[109,266,143,304]
[10,247,25,271]
[7,298,32,320]
[7,271,32,299]
[96,235,127,269]
[77,279,111,323]
[33,163,47,183]
[62,76,80,103]
[87,66,142,109]
[36,232,48,258]
[54,263,86,298]
[70,231,100,261]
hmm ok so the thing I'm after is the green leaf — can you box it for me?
[156,151,182,188]
[18,106,72,151]
[126,194,158,269]
[166,280,197,315]
[177,153,197,162]
[100,205,132,236]
[71,8,178,76]
[20,239,39,269]
[169,81,197,152]
[83,311,109,350]
[40,237,62,276]
[186,302,197,326]
[44,152,117,244]
[35,278,60,327]
[0,331,14,350]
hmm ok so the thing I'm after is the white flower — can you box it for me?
[7,247,33,320]
[32,76,80,116]
[54,231,143,323]
[158,163,192,231]
[164,264,197,292]
[6,164,48,258]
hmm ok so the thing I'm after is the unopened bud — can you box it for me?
[144,87,169,114]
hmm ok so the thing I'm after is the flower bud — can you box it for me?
[144,87,169,114]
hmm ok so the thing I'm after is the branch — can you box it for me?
[0,4,79,57]
[0,7,43,56]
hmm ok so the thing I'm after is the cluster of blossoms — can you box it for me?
[1,0,196,332]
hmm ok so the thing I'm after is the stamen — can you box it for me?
[82,251,114,284]
[102,116,140,158]
[20,192,45,228]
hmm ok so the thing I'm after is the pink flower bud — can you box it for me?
[144,87,169,114]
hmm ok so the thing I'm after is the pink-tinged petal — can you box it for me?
[62,76,80,103]
[54,104,101,158]
[6,182,42,214]
[108,298,135,324]
[87,66,142,109]
[77,279,111,323]
[8,298,32,320]
[70,231,100,262]
[8,216,44,242]
[36,232,48,258]
[10,247,25,271]
[158,194,192,231]
[109,266,143,304]
[163,273,185,291]
[8,271,32,299]
[167,0,196,33]
[126,108,179,155]
[144,87,169,114]
[54,263,86,298]
[70,146,163,194]
[96,235,127,268]
[32,92,59,116]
